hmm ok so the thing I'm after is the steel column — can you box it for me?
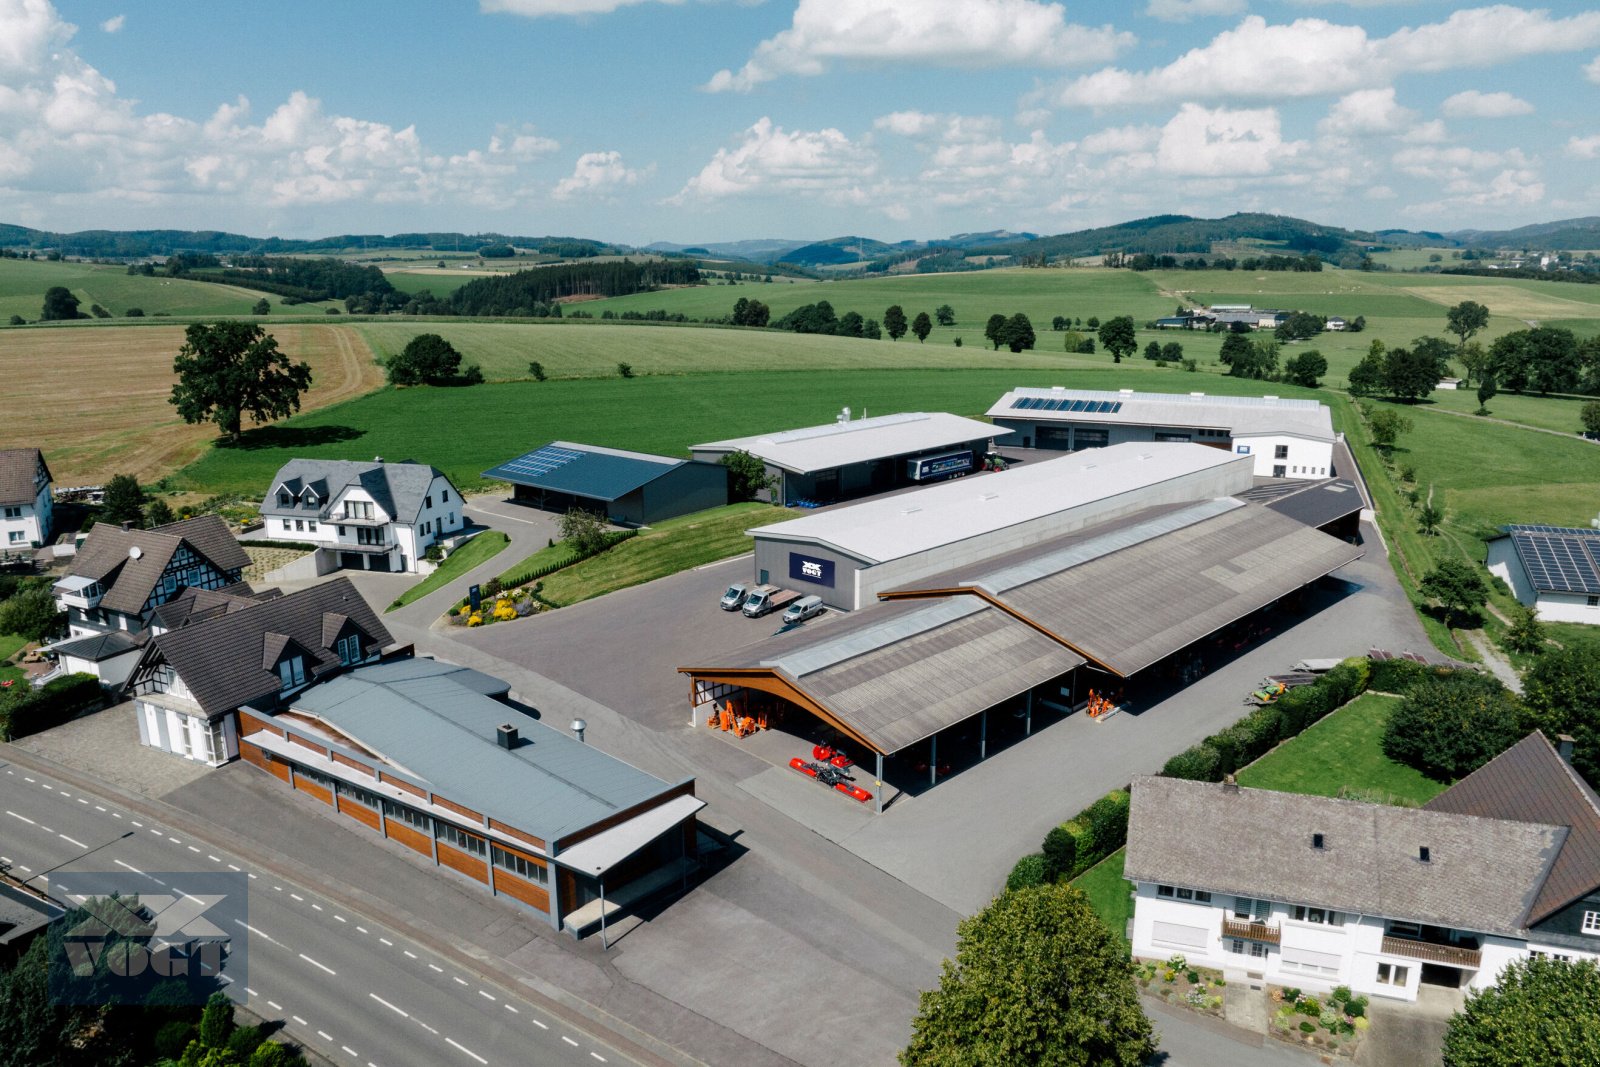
[980,710,987,760]
[1026,690,1034,736]
[930,734,937,787]
[875,752,884,815]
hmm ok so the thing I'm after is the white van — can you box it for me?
[782,595,825,624]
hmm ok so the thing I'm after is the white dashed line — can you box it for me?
[247,872,257,880]
[417,1022,439,1035]
[228,864,240,871]
[14,865,28,873]
[40,825,54,834]
[562,1036,579,1047]
[290,893,303,902]
[132,820,142,827]
[167,836,181,844]
[452,976,468,986]
[531,1019,548,1030]
[370,993,409,1018]
[403,950,416,959]
[445,1038,487,1064]
[342,1046,357,1058]
[311,904,323,912]
[246,987,259,997]
[23,777,33,783]
[298,953,336,976]
[94,805,106,812]
[334,914,346,923]
[591,1055,607,1063]
[379,937,392,946]
[59,833,87,849]
[207,854,220,863]
[477,990,494,1001]
[234,919,281,946]
[317,1030,333,1041]
[58,791,68,797]
[186,846,201,853]
[503,1004,518,1015]
[428,963,443,973]
[5,810,36,825]
[268,1001,283,1011]
[292,1015,307,1026]
[76,797,88,805]
[356,926,369,934]
[112,812,122,819]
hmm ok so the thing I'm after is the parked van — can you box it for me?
[743,585,800,618]
[782,595,825,624]
[720,582,750,611]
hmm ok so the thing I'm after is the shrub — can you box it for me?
[1300,1021,1316,1034]
[1331,985,1352,1004]
[1297,997,1321,1015]
[1381,670,1525,780]
[227,1024,267,1058]
[155,1020,196,1060]
[1082,790,1130,858]
[1005,852,1047,891]
[1281,987,1301,1003]
[1,673,103,741]
[1162,743,1222,782]
[1368,656,1433,694]
[617,362,634,378]
[481,578,502,598]
[1040,824,1077,882]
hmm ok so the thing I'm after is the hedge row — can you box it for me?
[1008,788,1131,890]
[498,530,638,590]
[0,673,104,741]
[240,539,318,552]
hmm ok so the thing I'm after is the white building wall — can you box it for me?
[1530,591,1600,625]
[1486,538,1534,606]
[1487,540,1600,623]
[1231,433,1336,480]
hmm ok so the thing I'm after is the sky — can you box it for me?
[2,0,1598,245]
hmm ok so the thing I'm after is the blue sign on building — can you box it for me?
[914,452,974,480]
[789,553,835,588]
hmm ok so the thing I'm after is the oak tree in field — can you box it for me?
[169,322,312,443]
[1219,331,1253,367]
[1366,406,1412,452]
[1097,316,1136,363]
[884,305,908,341]
[934,304,955,326]
[1003,313,1036,353]
[1441,957,1600,1067]
[40,286,81,321]
[1418,557,1489,628]
[1445,300,1490,350]
[251,298,271,315]
[985,313,1007,351]
[911,311,932,343]
[1383,346,1441,402]
[1282,350,1327,388]
[386,333,464,385]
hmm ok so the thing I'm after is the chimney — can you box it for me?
[1222,774,1239,794]
[121,520,134,531]
[1419,846,1431,864]
[1312,832,1325,851]
[496,724,518,749]
[1558,734,1576,765]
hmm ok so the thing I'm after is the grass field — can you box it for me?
[388,530,508,611]
[0,633,27,661]
[537,503,786,606]
[1071,849,1133,942]
[1235,693,1448,805]
[0,258,333,320]
[0,324,385,486]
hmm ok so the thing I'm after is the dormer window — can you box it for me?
[344,501,374,520]
[278,491,293,507]
[1312,833,1325,850]
[336,634,362,666]
[277,656,306,691]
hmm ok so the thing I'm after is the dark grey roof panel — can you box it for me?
[482,441,693,502]
[66,515,248,616]
[261,460,452,524]
[52,630,142,661]
[1266,480,1364,529]
[0,448,49,506]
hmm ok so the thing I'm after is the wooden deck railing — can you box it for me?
[1221,918,1282,944]
[1381,935,1481,968]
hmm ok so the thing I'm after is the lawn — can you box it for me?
[496,541,581,584]
[387,530,509,610]
[1235,693,1447,806]
[0,632,27,661]
[1071,849,1134,943]
[0,257,321,320]
[536,503,785,607]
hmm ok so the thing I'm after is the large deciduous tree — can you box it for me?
[169,322,312,443]
[1003,312,1036,353]
[1097,316,1136,363]
[1384,346,1441,402]
[1367,406,1412,451]
[721,450,778,503]
[1441,957,1600,1067]
[386,333,464,385]
[934,304,955,326]
[100,474,147,528]
[1218,331,1253,367]
[1445,300,1489,350]
[1380,670,1524,780]
[884,305,908,341]
[1520,648,1600,785]
[901,884,1154,1067]
[1488,327,1582,395]
[911,311,932,343]
[1282,350,1327,388]
[984,313,1007,351]
[40,286,82,321]
[1418,557,1489,628]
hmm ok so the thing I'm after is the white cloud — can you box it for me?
[1079,123,1159,155]
[706,0,1135,92]
[100,14,124,33]
[671,117,877,203]
[480,0,683,16]
[1585,54,1600,83]
[1050,7,1600,109]
[1391,144,1529,181]
[1566,135,1600,159]
[1155,103,1300,176]
[552,150,648,199]
[1145,0,1245,23]
[874,110,941,137]
[1318,88,1416,135]
[1398,119,1449,144]
[1440,90,1532,118]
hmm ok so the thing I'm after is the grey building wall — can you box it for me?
[1529,890,1600,951]
[639,462,729,521]
[994,418,1230,452]
[698,439,992,507]
[751,538,870,610]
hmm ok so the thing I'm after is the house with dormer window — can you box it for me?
[121,577,391,765]
[259,458,463,574]
[0,448,54,550]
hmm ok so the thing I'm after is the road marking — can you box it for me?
[477,990,494,1001]
[452,976,468,986]
[311,904,323,912]
[234,919,281,946]
[94,805,105,812]
[77,797,88,805]
[132,820,142,827]
[268,1000,283,1011]
[342,1047,358,1058]
[14,865,28,873]
[292,1016,307,1026]
[379,937,392,946]
[167,836,181,844]
[40,825,54,834]
[5,810,36,825]
[246,987,258,997]
[531,1019,548,1030]
[228,864,240,871]
[207,854,220,863]
[591,1055,608,1063]
[217,973,233,985]
[247,873,257,880]
[317,1030,332,1041]
[23,777,33,783]
[290,893,303,901]
[417,1022,439,1035]
[334,914,346,923]
[112,812,122,819]
[445,1038,487,1064]
[562,1036,579,1047]
[187,846,201,853]
[697,551,752,570]
[356,926,369,934]
[428,964,443,972]
[59,791,69,797]
[59,833,87,849]
[402,950,416,959]
[370,993,409,1018]
[503,1004,518,1014]
[298,953,336,976]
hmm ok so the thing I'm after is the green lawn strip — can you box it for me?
[536,503,783,607]
[0,632,27,662]
[1234,693,1447,806]
[386,531,509,611]
[495,541,581,585]
[1071,849,1134,943]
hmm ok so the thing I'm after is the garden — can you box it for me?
[1268,984,1369,1058]
[1133,954,1225,1018]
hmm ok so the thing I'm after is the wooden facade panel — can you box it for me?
[385,819,431,857]
[380,772,425,798]
[240,742,292,783]
[488,819,545,851]
[556,868,580,919]
[492,869,550,912]
[288,733,327,756]
[433,796,482,823]
[238,711,282,739]
[294,777,332,806]
[332,751,374,776]
[337,797,381,832]
[437,842,488,884]
[557,781,697,850]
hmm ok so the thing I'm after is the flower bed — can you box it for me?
[445,583,545,628]
[1134,956,1225,1017]
[1267,984,1368,1059]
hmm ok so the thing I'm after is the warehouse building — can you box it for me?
[238,658,703,936]
[745,442,1254,610]
[987,388,1336,480]
[691,411,1007,507]
[1486,525,1600,624]
[484,441,728,525]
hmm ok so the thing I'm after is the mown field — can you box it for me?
[0,324,385,485]
[0,257,331,320]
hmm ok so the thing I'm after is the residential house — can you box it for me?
[1125,732,1600,1002]
[260,459,463,574]
[0,448,53,550]
[1486,525,1600,624]
[121,577,391,766]
[1325,317,1348,332]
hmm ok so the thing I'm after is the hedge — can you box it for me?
[1006,853,1048,891]
[0,673,104,740]
[497,530,638,590]
[239,539,317,552]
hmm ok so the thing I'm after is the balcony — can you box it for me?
[53,576,103,610]
[1382,935,1482,969]
[1222,918,1282,945]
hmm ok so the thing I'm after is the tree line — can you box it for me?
[447,260,700,316]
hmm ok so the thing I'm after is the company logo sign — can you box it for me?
[789,553,835,588]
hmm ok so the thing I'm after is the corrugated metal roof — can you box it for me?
[292,659,685,844]
[746,442,1250,564]
[987,388,1335,443]
[482,441,693,502]
[1126,776,1563,938]
[694,412,1008,475]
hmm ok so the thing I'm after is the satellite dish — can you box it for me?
[129,546,143,560]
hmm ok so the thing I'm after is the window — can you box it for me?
[1157,885,1174,898]
[337,634,362,666]
[3,505,20,518]
[381,799,430,832]
[424,495,432,509]
[204,718,228,762]
[1249,941,1267,959]
[294,519,305,532]
[277,656,306,691]
[277,492,292,506]
[1376,963,1409,986]
[1583,910,1600,935]
[1230,938,1244,955]
[1388,921,1422,939]
[441,489,449,502]
[436,821,486,857]
[1234,898,1268,921]
[307,521,317,532]
[1274,445,1289,459]
[337,525,347,536]
[491,845,548,884]
[1292,906,1344,926]
[357,527,385,546]
[336,780,381,809]
[162,574,178,595]
[1312,833,1325,850]
[7,531,22,544]
[1159,885,1210,903]
[343,500,374,520]
[1588,596,1599,608]
[296,764,335,791]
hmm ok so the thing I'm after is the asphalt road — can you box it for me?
[0,761,636,1067]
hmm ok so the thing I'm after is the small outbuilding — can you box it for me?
[484,442,728,526]
[1487,524,1600,624]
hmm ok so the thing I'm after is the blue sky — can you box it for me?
[2,0,1597,244]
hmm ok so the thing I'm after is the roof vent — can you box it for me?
[1558,735,1576,764]
[1419,846,1431,864]
[1051,385,1065,392]
[496,724,518,749]
[1312,833,1325,851]
[1221,774,1239,794]
[979,492,999,501]
[901,505,922,515]
[1264,395,1278,403]
[129,545,143,560]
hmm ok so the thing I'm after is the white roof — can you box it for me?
[747,442,1249,564]
[986,388,1334,443]
[554,793,705,876]
[692,412,1008,474]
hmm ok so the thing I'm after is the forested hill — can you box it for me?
[1446,217,1600,251]
[971,213,1376,260]
[448,260,701,316]
[0,224,617,259]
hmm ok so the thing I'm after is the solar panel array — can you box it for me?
[1508,525,1600,594]
[498,444,584,481]
[1009,397,1124,414]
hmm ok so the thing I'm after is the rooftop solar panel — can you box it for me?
[1511,530,1600,594]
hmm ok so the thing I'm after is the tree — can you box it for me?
[1458,341,1488,386]
[528,361,546,381]
[721,450,778,503]
[1384,346,1440,402]
[6,314,23,325]
[1348,341,1387,397]
[386,333,464,386]
[558,508,609,556]
[200,990,235,1049]
[1367,407,1412,452]
[144,498,175,527]
[1381,671,1525,780]
[101,474,147,527]
[837,311,864,338]
[1003,313,1036,353]
[125,307,144,318]
[1161,341,1183,362]
[1581,399,1600,437]
[169,322,312,443]
[901,885,1154,1067]
[1418,557,1489,627]
[40,286,81,321]
[1097,316,1136,363]
[984,313,1007,351]
[1503,605,1545,656]
[1273,310,1323,342]
[1144,341,1162,361]
[1410,335,1457,380]
[1229,339,1278,380]
[884,305,908,341]
[1218,332,1253,367]
[1476,376,1497,415]
[617,362,634,378]
[251,298,271,315]
[934,304,955,326]
[1445,300,1490,350]
[1085,316,1100,329]
[731,297,769,327]
[1441,957,1600,1067]
[862,317,882,340]
[1521,648,1600,784]
[1282,350,1328,388]
[1418,499,1442,535]
[911,311,932,343]
[0,582,64,642]
[1489,327,1582,395]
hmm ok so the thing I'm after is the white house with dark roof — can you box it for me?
[1486,524,1600,624]
[0,448,53,550]
[260,458,463,574]
[1125,733,1600,1002]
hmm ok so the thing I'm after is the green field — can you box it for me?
[1235,693,1447,805]
[0,258,331,320]
[388,530,509,610]
[167,369,1332,498]
[1071,849,1133,942]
